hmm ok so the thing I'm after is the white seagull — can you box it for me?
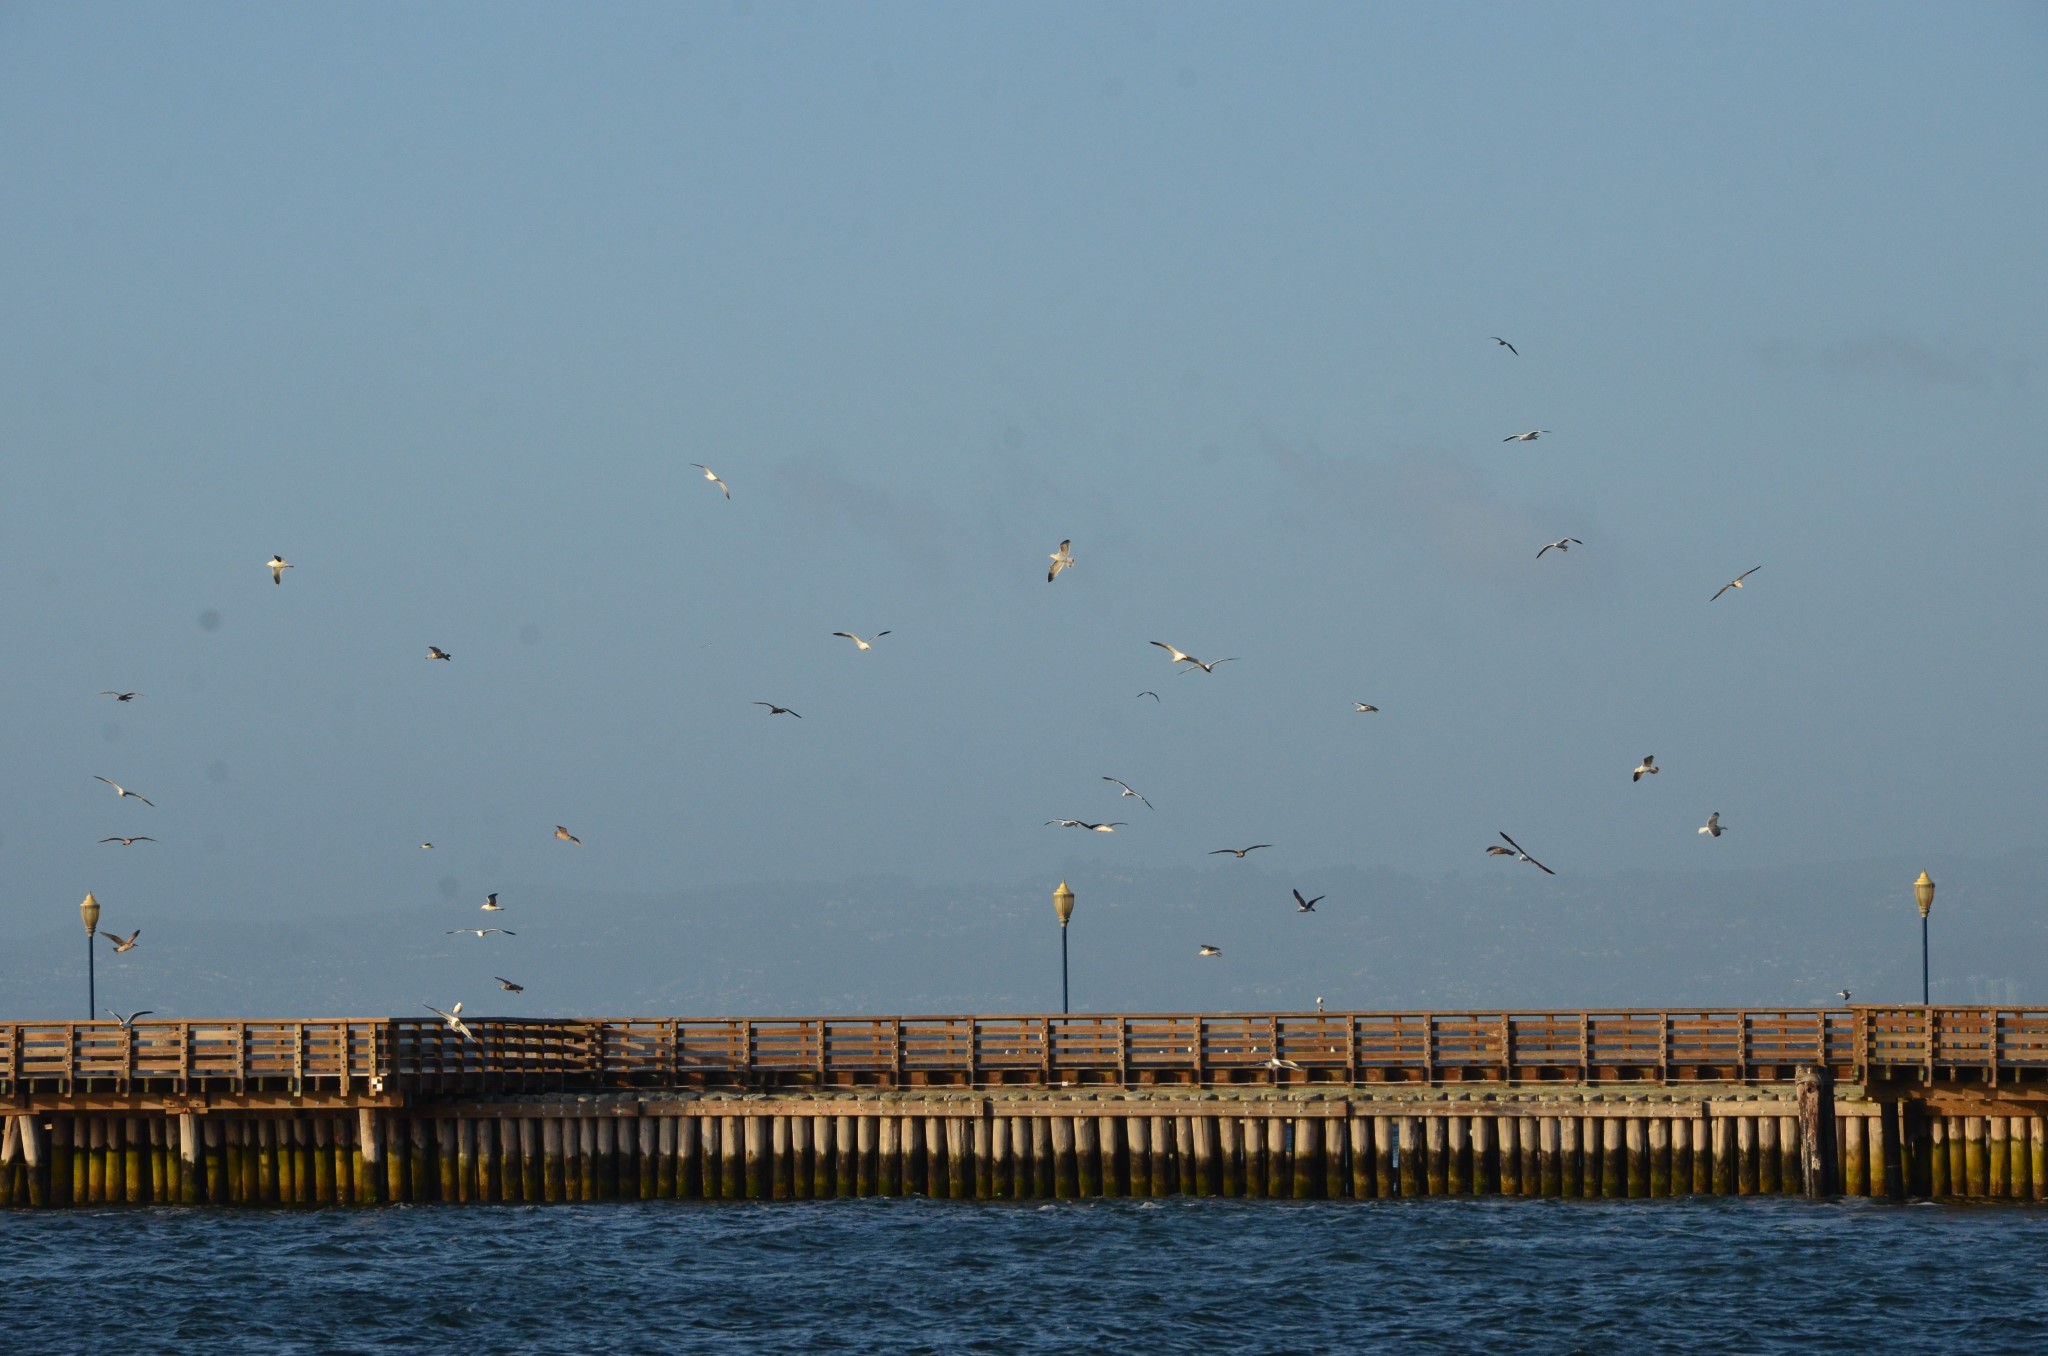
[105,930,142,953]
[690,464,730,499]
[94,776,154,807]
[427,646,452,661]
[1150,641,1236,673]
[1354,702,1379,713]
[268,555,293,584]
[425,1002,475,1040]
[1048,539,1074,583]
[554,826,582,845]
[1261,1056,1304,1072]
[446,927,515,938]
[107,1009,154,1029]
[1537,538,1583,558]
[1838,989,1853,1004]
[1712,566,1762,601]
[831,630,891,651]
[1292,889,1324,913]
[1103,777,1152,809]
[1198,945,1222,958]
[1503,430,1549,442]
[1632,755,1658,783]
[481,893,503,911]
[1046,819,1124,833]
[1698,812,1724,838]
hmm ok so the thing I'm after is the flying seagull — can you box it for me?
[1354,702,1379,713]
[554,825,582,846]
[105,930,141,953]
[1503,430,1549,442]
[753,701,802,718]
[1048,539,1074,583]
[99,836,156,846]
[1209,844,1272,859]
[94,776,154,807]
[107,1009,154,1029]
[1046,819,1125,832]
[1151,642,1237,674]
[481,893,504,911]
[1491,336,1518,356]
[1485,845,1515,857]
[99,691,143,702]
[1498,832,1556,875]
[495,977,525,994]
[1136,691,1160,702]
[446,928,515,938]
[424,1002,475,1040]
[1712,566,1762,601]
[268,554,293,584]
[1198,945,1222,957]
[1292,889,1324,913]
[690,464,730,499]
[1261,1056,1304,1072]
[420,842,434,850]
[1632,755,1658,783]
[1103,777,1152,809]
[1537,538,1583,558]
[1837,989,1853,1004]
[1698,812,1724,838]
[831,630,891,651]
[427,646,452,661]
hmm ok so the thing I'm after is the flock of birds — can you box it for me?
[77,337,1778,1034]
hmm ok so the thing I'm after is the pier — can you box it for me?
[6,1007,2045,1206]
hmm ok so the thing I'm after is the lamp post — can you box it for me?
[1914,870,1936,1006]
[1053,881,1076,1015]
[80,892,101,1020]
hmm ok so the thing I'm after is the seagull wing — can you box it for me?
[1537,543,1554,558]
[1292,889,1307,907]
[1738,566,1761,582]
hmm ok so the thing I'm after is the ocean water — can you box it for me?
[4,1198,2045,1354]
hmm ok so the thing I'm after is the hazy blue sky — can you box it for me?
[3,4,2043,1014]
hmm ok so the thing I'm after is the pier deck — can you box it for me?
[5,1008,2045,1207]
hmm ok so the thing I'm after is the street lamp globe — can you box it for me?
[1914,870,1935,919]
[81,892,101,937]
[1053,881,1076,928]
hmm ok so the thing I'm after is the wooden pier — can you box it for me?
[5,1007,2045,1206]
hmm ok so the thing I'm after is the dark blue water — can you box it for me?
[4,1198,2045,1354]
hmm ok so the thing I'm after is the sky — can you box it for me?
[2,3,2044,1016]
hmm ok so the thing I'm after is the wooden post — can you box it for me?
[1446,1116,1470,1195]
[1838,1114,1865,1197]
[1294,1118,1322,1199]
[86,1117,107,1203]
[1647,1118,1670,1197]
[966,1122,991,1204]
[292,1119,312,1206]
[1398,1117,1422,1197]
[766,1116,788,1201]
[1032,1116,1054,1199]
[1948,1116,1968,1198]
[876,1114,901,1196]
[1048,1117,1074,1198]
[202,1118,225,1205]
[1929,1115,1950,1197]
[1623,1117,1646,1198]
[1779,1115,1802,1195]
[1422,1117,1446,1196]
[1988,1116,2010,1199]
[1074,1116,1099,1197]
[1194,1116,1218,1197]
[1176,1117,1196,1196]
[405,1118,428,1203]
[2032,1118,2046,1204]
[990,1115,1012,1200]
[50,1118,74,1207]
[1538,1116,1561,1197]
[149,1118,169,1204]
[1348,1118,1371,1200]
[903,1117,926,1196]
[1264,1117,1287,1199]
[1371,1115,1394,1198]
[1756,1116,1779,1194]
[2006,1116,2028,1200]
[738,1116,762,1200]
[1517,1118,1540,1198]
[516,1118,538,1203]
[832,1115,853,1198]
[1122,1116,1147,1197]
[1558,1115,1580,1198]
[539,1117,562,1203]
[1467,1114,1492,1195]
[252,1118,274,1204]
[1486,1115,1512,1196]
[1150,1116,1173,1198]
[1796,1067,1837,1198]
[1877,1109,1901,1200]
[717,1115,740,1200]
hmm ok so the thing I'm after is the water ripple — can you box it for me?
[2,1199,2045,1354]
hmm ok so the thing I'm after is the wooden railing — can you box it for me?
[5,1009,2047,1095]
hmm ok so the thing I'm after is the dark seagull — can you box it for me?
[99,691,143,702]
[1209,844,1272,859]
[1491,336,1518,356]
[753,702,802,718]
[1292,889,1325,913]
[1498,832,1556,875]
